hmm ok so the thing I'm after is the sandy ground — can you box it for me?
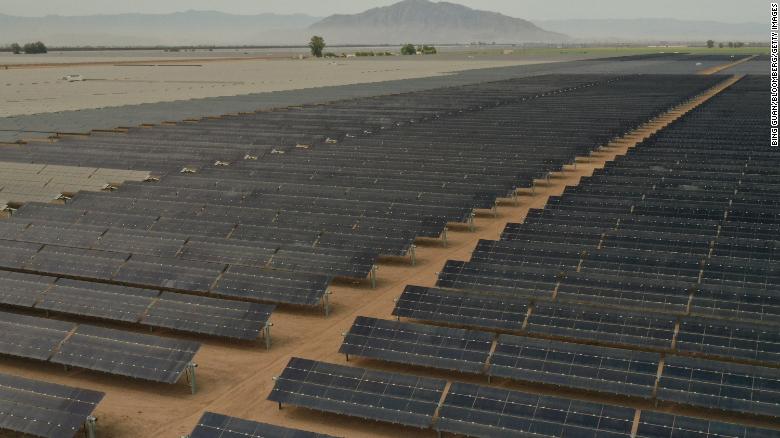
[0,56,563,117]
[0,75,758,438]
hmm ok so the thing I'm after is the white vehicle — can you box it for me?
[62,74,84,82]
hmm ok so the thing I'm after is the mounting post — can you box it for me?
[186,363,198,394]
[468,212,475,232]
[345,353,350,362]
[263,323,272,350]
[492,202,498,218]
[410,244,417,266]
[85,416,97,438]
[441,227,448,247]
[370,265,377,289]
[322,291,331,317]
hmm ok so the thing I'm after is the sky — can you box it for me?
[0,0,764,23]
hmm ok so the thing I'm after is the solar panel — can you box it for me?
[0,311,75,361]
[0,274,52,307]
[489,335,660,398]
[436,382,635,438]
[339,316,493,374]
[114,254,224,292]
[51,325,199,384]
[690,282,780,324]
[0,372,104,438]
[636,411,779,438]
[675,317,780,363]
[391,285,527,331]
[657,355,780,418]
[189,412,337,438]
[527,303,676,349]
[143,292,274,341]
[268,357,446,428]
[214,267,330,306]
[35,279,157,323]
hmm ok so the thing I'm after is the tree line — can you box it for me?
[706,40,746,48]
[7,41,48,54]
[308,36,436,58]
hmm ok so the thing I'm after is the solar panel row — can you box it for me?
[267,358,779,438]
[0,310,199,386]
[188,412,338,438]
[0,372,104,438]
[0,273,274,341]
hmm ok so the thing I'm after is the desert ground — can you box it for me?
[1,46,764,117]
[0,50,569,117]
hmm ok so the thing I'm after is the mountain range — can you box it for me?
[0,11,322,46]
[0,1,762,47]
[309,0,566,44]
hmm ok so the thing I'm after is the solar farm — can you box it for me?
[0,52,776,437]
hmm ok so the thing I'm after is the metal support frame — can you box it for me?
[321,291,331,317]
[492,202,498,218]
[441,227,448,247]
[468,212,475,232]
[409,244,417,266]
[263,323,273,350]
[370,265,378,289]
[185,363,198,394]
[85,415,97,438]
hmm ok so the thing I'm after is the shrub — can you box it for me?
[400,44,416,55]
[309,36,325,57]
[23,41,47,54]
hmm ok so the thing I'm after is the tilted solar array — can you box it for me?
[0,310,198,384]
[339,316,493,374]
[0,271,274,341]
[0,74,722,313]
[392,76,780,428]
[392,285,529,331]
[0,372,104,438]
[269,357,780,438]
[436,382,635,438]
[635,411,778,438]
[340,316,662,399]
[268,357,446,429]
[188,412,338,438]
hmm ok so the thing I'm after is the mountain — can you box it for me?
[537,18,763,43]
[0,11,322,46]
[309,0,567,44]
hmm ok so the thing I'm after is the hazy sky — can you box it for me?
[0,0,764,22]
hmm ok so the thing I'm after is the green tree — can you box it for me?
[309,36,325,58]
[400,43,416,55]
[23,41,47,54]
[706,39,714,48]
[10,43,21,54]
[718,42,724,48]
